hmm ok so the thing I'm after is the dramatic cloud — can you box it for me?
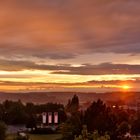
[1,79,140,86]
[0,0,140,92]
[52,63,140,75]
[87,79,140,85]
[0,59,140,75]
[0,79,139,93]
[0,0,140,60]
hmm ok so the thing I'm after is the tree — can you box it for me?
[66,95,79,113]
[62,123,74,140]
[131,118,140,135]
[0,122,6,140]
[25,103,35,114]
[85,99,117,134]
[74,125,110,140]
[62,112,82,140]
[26,114,37,130]
[3,100,27,124]
[117,121,130,136]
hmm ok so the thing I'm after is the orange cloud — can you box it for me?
[0,0,140,92]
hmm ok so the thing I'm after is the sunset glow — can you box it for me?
[0,0,139,92]
[122,85,131,90]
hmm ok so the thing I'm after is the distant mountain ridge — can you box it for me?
[0,92,140,104]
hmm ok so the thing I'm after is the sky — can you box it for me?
[0,0,140,92]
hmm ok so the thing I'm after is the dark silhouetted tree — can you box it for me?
[85,99,117,136]
[117,121,129,136]
[66,95,79,113]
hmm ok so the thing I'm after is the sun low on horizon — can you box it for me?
[122,85,131,90]
[0,0,139,93]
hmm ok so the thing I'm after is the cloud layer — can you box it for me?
[0,0,140,92]
[0,59,139,75]
[0,0,140,60]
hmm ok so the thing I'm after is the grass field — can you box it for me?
[6,134,62,140]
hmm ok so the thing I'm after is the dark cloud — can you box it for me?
[52,63,140,75]
[0,79,140,88]
[34,52,76,59]
[0,0,140,60]
[0,59,140,75]
[0,59,73,71]
[87,79,140,85]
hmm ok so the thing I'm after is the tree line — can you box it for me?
[61,95,140,140]
[0,95,140,140]
[0,100,66,126]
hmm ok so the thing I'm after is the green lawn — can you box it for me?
[6,134,62,140]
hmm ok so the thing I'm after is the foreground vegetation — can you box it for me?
[1,95,140,140]
[61,95,140,140]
